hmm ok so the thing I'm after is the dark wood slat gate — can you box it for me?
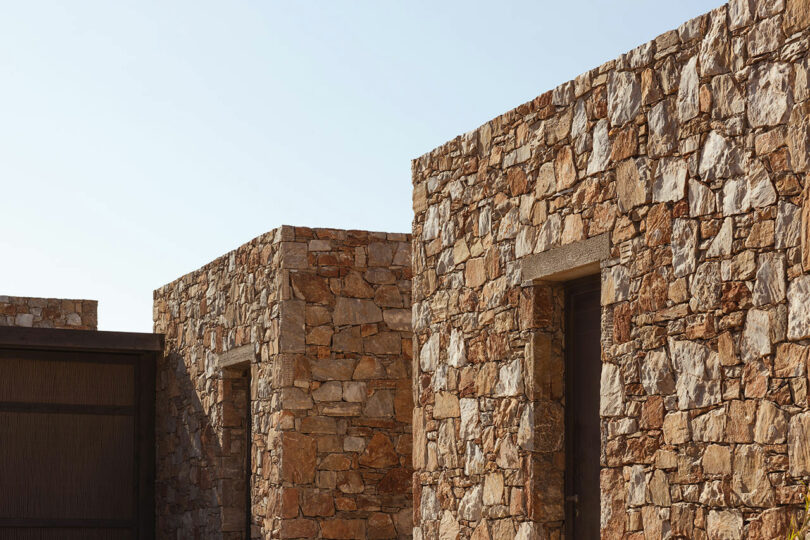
[0,327,161,540]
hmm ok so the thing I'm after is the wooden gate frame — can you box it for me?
[0,326,163,539]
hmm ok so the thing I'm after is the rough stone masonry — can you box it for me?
[412,0,810,538]
[0,295,97,329]
[154,226,413,539]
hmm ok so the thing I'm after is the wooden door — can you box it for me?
[0,335,156,540]
[564,276,601,539]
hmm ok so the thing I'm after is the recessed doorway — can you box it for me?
[564,275,601,539]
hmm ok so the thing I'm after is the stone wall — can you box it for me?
[411,0,810,538]
[0,295,97,329]
[154,226,413,539]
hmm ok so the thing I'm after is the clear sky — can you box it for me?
[1,0,724,332]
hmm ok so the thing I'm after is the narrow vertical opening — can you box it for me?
[221,362,251,539]
[564,275,601,539]
[244,364,252,539]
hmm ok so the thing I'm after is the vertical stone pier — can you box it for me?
[154,226,413,539]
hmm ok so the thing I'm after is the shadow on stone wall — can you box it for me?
[156,352,249,540]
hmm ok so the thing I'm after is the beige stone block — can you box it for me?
[433,392,460,419]
[703,444,731,475]
[784,0,810,34]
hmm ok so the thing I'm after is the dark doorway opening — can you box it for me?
[564,275,601,539]
[221,358,251,539]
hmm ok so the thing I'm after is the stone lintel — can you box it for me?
[218,344,254,369]
[521,233,610,282]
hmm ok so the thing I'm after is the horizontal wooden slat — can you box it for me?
[0,349,137,365]
[0,518,133,528]
[0,528,134,540]
[0,402,134,416]
[0,356,134,407]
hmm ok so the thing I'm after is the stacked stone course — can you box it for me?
[411,0,810,538]
[154,226,413,539]
[0,295,97,329]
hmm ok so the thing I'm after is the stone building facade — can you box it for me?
[153,226,413,539]
[411,0,810,538]
[0,295,97,329]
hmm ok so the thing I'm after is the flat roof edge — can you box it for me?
[0,327,164,353]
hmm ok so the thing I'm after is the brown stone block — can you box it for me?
[342,271,374,298]
[534,400,564,452]
[281,487,299,519]
[360,323,378,338]
[320,453,352,471]
[317,434,343,453]
[396,433,412,457]
[803,183,810,272]
[279,242,308,269]
[555,146,577,190]
[311,358,357,381]
[279,517,319,539]
[530,332,563,401]
[322,402,362,417]
[336,470,365,494]
[394,381,413,424]
[465,258,486,289]
[321,518,366,539]
[279,300,306,353]
[300,488,335,517]
[333,297,383,326]
[432,392,460,418]
[368,512,397,539]
[282,432,316,484]
[637,271,667,312]
[368,242,394,267]
[507,167,528,196]
[300,416,337,434]
[364,332,401,355]
[378,467,412,494]
[332,327,362,353]
[645,203,671,247]
[365,268,396,285]
[684,313,715,340]
[291,272,334,304]
[359,432,399,468]
[613,302,634,344]
[281,387,313,410]
[599,468,626,536]
[742,360,769,399]
[307,325,333,346]
[611,125,638,162]
[670,504,694,538]
[375,285,404,308]
[748,508,791,539]
[774,343,809,378]
[784,0,810,34]
[726,400,756,443]
[353,356,386,379]
[334,496,356,511]
[591,85,607,119]
[640,395,664,429]
[721,282,752,313]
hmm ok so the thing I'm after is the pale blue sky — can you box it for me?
[1,0,724,332]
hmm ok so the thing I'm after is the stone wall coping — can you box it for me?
[153,224,412,295]
[0,295,97,305]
